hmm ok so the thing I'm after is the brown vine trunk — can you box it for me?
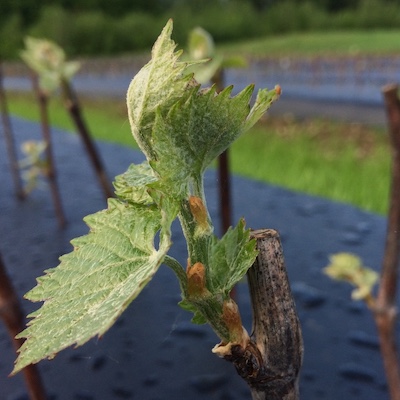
[222,229,303,399]
[0,252,47,399]
[376,84,400,400]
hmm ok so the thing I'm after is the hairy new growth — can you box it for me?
[13,20,280,374]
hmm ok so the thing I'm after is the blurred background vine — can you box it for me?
[2,0,400,59]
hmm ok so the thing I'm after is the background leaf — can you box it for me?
[186,26,247,84]
[324,252,379,301]
[20,36,80,92]
[188,27,215,59]
[13,198,173,373]
[186,26,222,84]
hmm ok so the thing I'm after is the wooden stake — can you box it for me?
[60,79,114,200]
[218,149,232,233]
[0,252,47,400]
[212,68,232,234]
[376,84,400,400]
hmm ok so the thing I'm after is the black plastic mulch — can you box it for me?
[0,117,393,400]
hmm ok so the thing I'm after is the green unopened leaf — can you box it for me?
[13,198,173,374]
[127,19,199,159]
[207,219,258,296]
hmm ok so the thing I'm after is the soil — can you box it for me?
[0,114,394,400]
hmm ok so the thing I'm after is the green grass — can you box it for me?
[6,91,391,215]
[231,117,390,214]
[7,91,134,147]
[221,30,400,57]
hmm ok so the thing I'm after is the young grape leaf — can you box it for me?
[150,84,279,200]
[207,219,258,296]
[178,220,258,322]
[13,198,175,374]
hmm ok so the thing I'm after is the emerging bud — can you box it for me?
[188,196,209,231]
[222,299,246,344]
[212,299,250,357]
[186,261,208,297]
